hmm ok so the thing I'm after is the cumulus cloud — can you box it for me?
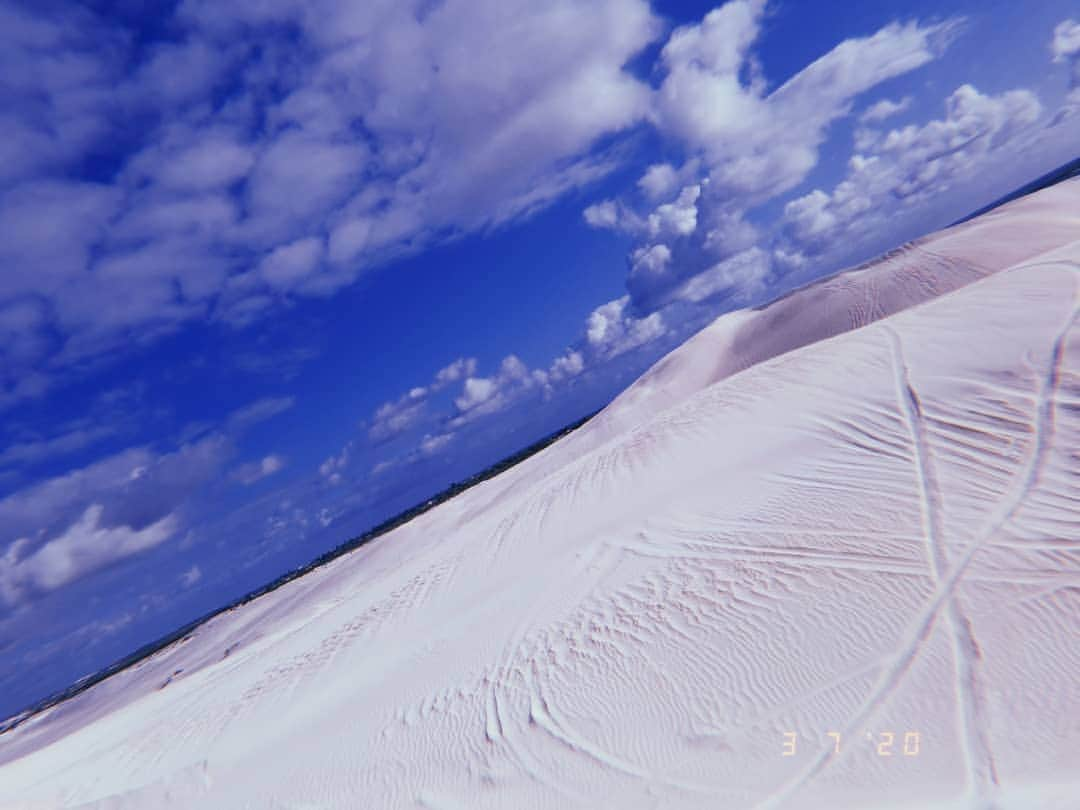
[322,353,548,488]
[860,96,912,123]
[452,356,536,420]
[655,4,958,200]
[433,357,478,390]
[672,247,773,305]
[364,357,478,444]
[0,431,229,608]
[647,185,702,238]
[419,433,454,457]
[604,3,961,314]
[0,504,178,606]
[319,355,485,483]
[369,388,429,443]
[0,0,662,408]
[1051,19,1080,66]
[583,200,620,229]
[783,84,1043,256]
[347,295,668,475]
[637,163,681,200]
[591,297,666,353]
[319,445,351,486]
[1052,19,1080,111]
[582,198,648,234]
[631,243,674,277]
[454,378,499,413]
[231,454,286,485]
[549,351,586,383]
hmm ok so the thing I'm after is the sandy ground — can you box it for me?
[0,179,1077,809]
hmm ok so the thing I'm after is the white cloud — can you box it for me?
[130,128,255,193]
[1051,19,1080,63]
[112,196,238,247]
[0,504,178,606]
[655,0,767,152]
[327,218,373,266]
[319,445,351,486]
[454,379,498,413]
[227,397,296,431]
[258,237,325,291]
[584,296,666,360]
[129,36,226,109]
[647,185,701,238]
[860,96,912,123]
[783,84,1043,255]
[419,433,454,456]
[549,350,585,382]
[364,356,478,444]
[0,299,50,372]
[244,131,367,246]
[583,200,620,229]
[0,5,124,187]
[656,4,959,200]
[608,5,962,314]
[0,0,663,406]
[369,387,429,442]
[0,181,122,301]
[783,189,838,246]
[433,357,478,390]
[452,355,535,420]
[0,431,229,607]
[672,247,772,305]
[370,459,396,477]
[316,353,485,488]
[0,436,225,554]
[231,454,286,485]
[180,564,202,587]
[631,244,673,277]
[1052,18,1080,110]
[0,424,116,469]
[637,163,681,200]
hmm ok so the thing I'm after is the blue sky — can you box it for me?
[1,0,1078,718]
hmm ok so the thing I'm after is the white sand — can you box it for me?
[0,180,1077,809]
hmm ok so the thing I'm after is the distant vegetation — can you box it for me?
[0,410,597,734]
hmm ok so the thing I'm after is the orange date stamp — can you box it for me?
[782,731,921,756]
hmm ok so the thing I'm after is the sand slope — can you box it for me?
[0,181,1078,810]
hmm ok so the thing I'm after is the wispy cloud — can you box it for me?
[231,454,286,485]
[227,397,296,432]
[180,565,202,587]
[0,424,117,470]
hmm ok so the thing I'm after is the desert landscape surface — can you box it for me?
[0,178,1077,809]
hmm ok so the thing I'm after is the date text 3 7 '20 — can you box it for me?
[782,732,921,756]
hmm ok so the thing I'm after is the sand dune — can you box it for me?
[0,180,1077,809]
